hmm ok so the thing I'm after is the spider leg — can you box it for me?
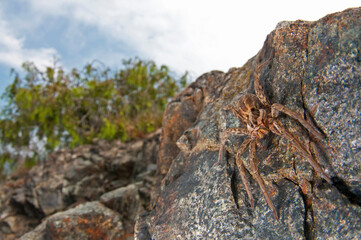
[271,103,324,140]
[249,140,279,221]
[271,120,331,183]
[255,137,266,151]
[217,128,249,165]
[224,105,247,123]
[235,138,254,208]
[263,153,273,165]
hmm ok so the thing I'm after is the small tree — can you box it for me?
[0,58,188,175]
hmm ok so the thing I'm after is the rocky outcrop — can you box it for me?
[0,130,160,239]
[136,7,361,239]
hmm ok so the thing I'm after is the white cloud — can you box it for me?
[0,18,58,70]
[13,0,361,77]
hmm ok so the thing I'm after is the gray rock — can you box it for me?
[0,130,160,239]
[100,183,143,233]
[135,7,361,240]
[19,202,124,240]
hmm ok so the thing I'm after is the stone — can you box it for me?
[135,7,361,239]
[100,183,143,234]
[19,202,125,240]
[0,130,160,239]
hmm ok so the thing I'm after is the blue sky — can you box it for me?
[0,1,359,108]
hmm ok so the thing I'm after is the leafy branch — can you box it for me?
[0,58,188,175]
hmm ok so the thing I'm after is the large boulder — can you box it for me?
[19,202,125,240]
[136,7,361,239]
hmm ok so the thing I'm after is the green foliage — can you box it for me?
[0,58,188,175]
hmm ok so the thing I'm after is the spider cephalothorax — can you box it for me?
[218,52,331,221]
[231,93,270,139]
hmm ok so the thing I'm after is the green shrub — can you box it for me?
[0,58,188,175]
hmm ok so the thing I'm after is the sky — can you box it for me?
[0,1,359,108]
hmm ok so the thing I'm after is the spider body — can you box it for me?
[218,53,331,221]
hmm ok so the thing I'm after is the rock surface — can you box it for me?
[136,7,361,239]
[0,130,160,239]
[20,202,125,240]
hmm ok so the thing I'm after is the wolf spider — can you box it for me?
[218,52,331,221]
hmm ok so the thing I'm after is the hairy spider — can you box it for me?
[218,52,331,221]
